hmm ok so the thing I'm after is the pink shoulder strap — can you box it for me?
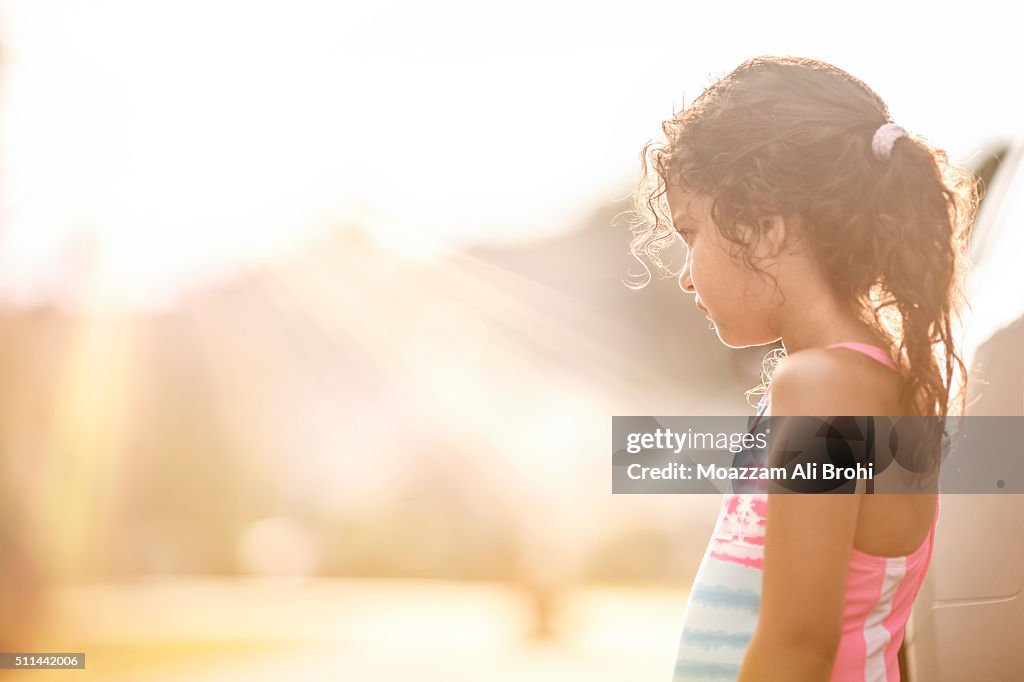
[825,342,898,371]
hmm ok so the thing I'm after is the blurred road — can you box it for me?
[5,578,686,682]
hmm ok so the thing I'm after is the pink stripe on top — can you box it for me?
[833,498,940,681]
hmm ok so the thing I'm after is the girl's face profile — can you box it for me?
[665,183,781,348]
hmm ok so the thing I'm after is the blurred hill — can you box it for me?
[0,196,775,624]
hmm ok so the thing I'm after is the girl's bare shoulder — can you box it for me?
[769,348,898,416]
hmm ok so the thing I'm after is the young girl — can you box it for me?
[630,56,977,681]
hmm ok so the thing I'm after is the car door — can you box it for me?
[901,138,1024,681]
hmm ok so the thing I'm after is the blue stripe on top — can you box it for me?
[674,658,741,680]
[678,628,752,650]
[687,583,761,612]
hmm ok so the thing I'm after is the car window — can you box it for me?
[966,143,1011,264]
[964,141,1024,357]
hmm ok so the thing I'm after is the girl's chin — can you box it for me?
[714,326,775,349]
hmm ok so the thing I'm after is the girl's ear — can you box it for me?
[756,215,788,258]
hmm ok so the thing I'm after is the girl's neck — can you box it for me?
[774,291,887,355]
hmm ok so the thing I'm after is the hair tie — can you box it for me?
[872,123,909,160]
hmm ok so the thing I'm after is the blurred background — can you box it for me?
[0,1,1020,680]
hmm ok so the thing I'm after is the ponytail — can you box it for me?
[858,132,977,416]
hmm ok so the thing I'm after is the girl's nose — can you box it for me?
[678,252,695,294]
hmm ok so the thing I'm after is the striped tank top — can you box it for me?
[673,342,940,681]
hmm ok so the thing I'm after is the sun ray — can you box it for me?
[45,312,140,579]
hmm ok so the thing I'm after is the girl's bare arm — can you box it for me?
[738,353,865,681]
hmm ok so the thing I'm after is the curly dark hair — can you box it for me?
[629,56,979,417]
